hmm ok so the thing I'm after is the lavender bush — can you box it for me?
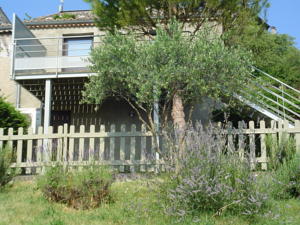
[160,123,268,218]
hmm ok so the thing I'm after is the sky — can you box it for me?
[1,0,299,49]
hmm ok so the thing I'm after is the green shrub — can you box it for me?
[0,97,29,134]
[37,165,114,209]
[161,123,268,219]
[0,146,16,189]
[266,133,296,171]
[270,154,300,199]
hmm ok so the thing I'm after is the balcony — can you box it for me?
[11,14,100,80]
[12,35,101,80]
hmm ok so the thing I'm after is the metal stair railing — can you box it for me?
[237,67,300,126]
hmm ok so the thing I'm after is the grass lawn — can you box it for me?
[0,178,300,225]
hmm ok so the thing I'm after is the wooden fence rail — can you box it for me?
[0,120,299,174]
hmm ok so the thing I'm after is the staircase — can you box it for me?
[236,67,300,127]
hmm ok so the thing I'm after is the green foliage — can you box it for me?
[85,0,269,35]
[0,97,29,134]
[270,155,300,200]
[266,133,296,171]
[37,165,114,209]
[52,13,76,20]
[0,146,16,189]
[228,23,300,89]
[83,21,252,127]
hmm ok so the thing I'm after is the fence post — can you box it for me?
[295,120,300,155]
[260,121,267,170]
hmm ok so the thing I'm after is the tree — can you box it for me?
[84,0,268,128]
[83,22,252,139]
[0,97,29,134]
[232,24,300,89]
[85,0,269,35]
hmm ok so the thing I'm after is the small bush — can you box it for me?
[0,97,29,134]
[0,146,16,189]
[270,154,300,199]
[161,123,268,219]
[37,165,114,209]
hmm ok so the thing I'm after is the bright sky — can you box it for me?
[1,0,299,49]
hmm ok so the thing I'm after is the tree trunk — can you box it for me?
[171,92,186,130]
[171,92,186,174]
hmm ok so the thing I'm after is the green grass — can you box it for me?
[0,179,300,225]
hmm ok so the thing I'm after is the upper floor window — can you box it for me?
[63,36,93,57]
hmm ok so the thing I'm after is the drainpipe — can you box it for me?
[15,84,21,108]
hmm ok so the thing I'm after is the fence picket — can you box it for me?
[296,120,300,154]
[36,126,43,174]
[99,125,105,160]
[26,128,33,174]
[0,128,3,149]
[110,124,116,164]
[89,125,95,162]
[270,120,277,160]
[141,124,147,172]
[295,120,300,155]
[16,127,23,166]
[227,122,234,153]
[69,125,75,161]
[47,126,53,162]
[249,121,256,170]
[238,121,245,159]
[119,124,126,172]
[260,121,267,170]
[57,126,63,162]
[63,124,68,162]
[78,125,85,166]
[7,128,13,149]
[130,124,136,172]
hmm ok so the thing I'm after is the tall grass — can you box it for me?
[0,146,16,189]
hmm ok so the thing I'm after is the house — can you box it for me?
[0,7,298,132]
[0,8,152,132]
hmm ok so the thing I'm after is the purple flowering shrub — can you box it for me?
[161,123,268,218]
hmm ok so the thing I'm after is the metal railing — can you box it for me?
[238,67,300,126]
[12,35,104,78]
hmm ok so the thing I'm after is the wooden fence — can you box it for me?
[0,120,299,174]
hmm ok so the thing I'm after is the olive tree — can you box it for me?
[83,22,252,145]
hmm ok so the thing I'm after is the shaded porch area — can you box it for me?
[18,77,145,132]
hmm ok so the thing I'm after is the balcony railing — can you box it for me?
[12,35,102,79]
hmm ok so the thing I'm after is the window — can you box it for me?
[63,36,93,57]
